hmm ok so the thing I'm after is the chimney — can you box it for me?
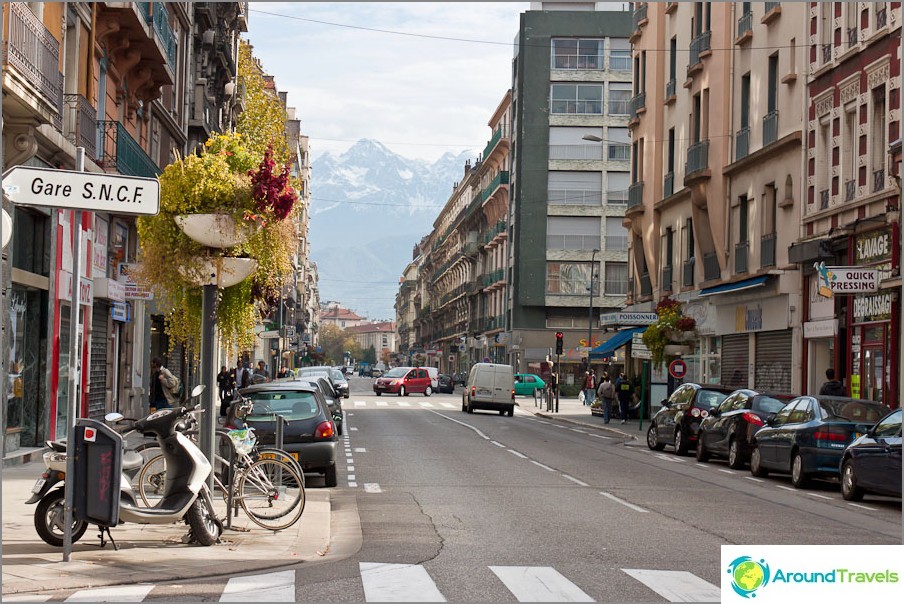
[464,159,471,178]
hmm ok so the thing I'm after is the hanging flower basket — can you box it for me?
[178,257,258,288]
[663,344,693,356]
[175,213,258,249]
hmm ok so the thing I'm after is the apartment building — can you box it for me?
[508,4,632,376]
[345,322,397,361]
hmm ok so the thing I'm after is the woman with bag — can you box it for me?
[596,373,615,424]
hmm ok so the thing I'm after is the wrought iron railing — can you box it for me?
[763,110,779,145]
[97,121,161,178]
[764,2,781,14]
[847,27,858,48]
[553,54,603,70]
[877,7,888,29]
[873,168,885,193]
[483,125,506,160]
[630,91,646,119]
[665,78,676,99]
[822,43,832,64]
[683,258,695,287]
[136,2,151,24]
[688,31,712,72]
[628,181,644,209]
[151,3,177,66]
[703,252,720,281]
[607,189,629,205]
[761,232,776,268]
[632,3,648,32]
[63,94,98,158]
[686,139,710,176]
[664,171,675,197]
[819,189,830,210]
[482,171,509,201]
[736,127,750,160]
[639,272,652,297]
[844,179,856,202]
[737,11,753,37]
[608,98,630,115]
[662,265,673,292]
[735,241,749,274]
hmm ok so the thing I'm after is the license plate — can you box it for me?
[260,452,299,461]
[31,478,46,494]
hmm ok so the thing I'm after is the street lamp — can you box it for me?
[582,134,603,142]
[588,248,600,369]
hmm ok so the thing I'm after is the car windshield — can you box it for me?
[330,369,345,381]
[383,368,408,378]
[752,396,789,414]
[245,391,321,420]
[695,389,730,409]
[820,400,890,423]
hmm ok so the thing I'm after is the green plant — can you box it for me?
[642,296,697,369]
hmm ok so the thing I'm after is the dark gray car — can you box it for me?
[297,366,349,399]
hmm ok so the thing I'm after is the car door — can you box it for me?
[660,385,691,443]
[417,369,429,393]
[710,393,746,455]
[860,410,902,491]
[758,400,797,466]
[773,399,814,470]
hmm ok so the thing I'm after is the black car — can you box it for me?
[839,408,901,501]
[438,374,455,394]
[240,383,339,487]
[751,395,892,488]
[294,376,344,435]
[696,390,792,468]
[297,366,350,399]
[647,383,734,455]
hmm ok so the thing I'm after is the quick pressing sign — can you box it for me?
[814,262,878,296]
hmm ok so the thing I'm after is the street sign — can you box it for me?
[599,312,658,326]
[669,359,688,379]
[2,166,160,215]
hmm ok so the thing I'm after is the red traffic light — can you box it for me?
[555,331,564,339]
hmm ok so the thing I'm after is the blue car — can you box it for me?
[750,395,892,488]
[840,409,902,501]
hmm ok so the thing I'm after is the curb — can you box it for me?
[532,411,642,442]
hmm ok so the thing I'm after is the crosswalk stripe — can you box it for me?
[360,562,446,602]
[376,401,388,407]
[621,569,720,602]
[2,596,51,602]
[398,401,411,407]
[490,566,593,602]
[355,401,367,407]
[440,402,456,408]
[364,483,382,493]
[220,570,295,602]
[65,585,155,602]
[419,402,434,408]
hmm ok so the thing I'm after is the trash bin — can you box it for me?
[72,418,122,527]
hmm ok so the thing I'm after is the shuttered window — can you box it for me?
[754,331,793,393]
[720,333,749,389]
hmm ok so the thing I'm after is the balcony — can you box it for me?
[762,110,779,146]
[627,181,644,210]
[763,2,781,23]
[483,125,507,161]
[665,78,676,100]
[685,139,710,181]
[761,232,776,268]
[662,265,673,292]
[819,189,830,210]
[736,126,750,160]
[549,188,602,206]
[639,272,652,297]
[151,3,177,66]
[663,172,675,198]
[2,3,65,129]
[737,11,753,39]
[482,171,509,202]
[630,91,646,120]
[688,31,712,74]
[631,3,648,35]
[844,179,856,202]
[873,169,885,193]
[734,241,749,274]
[63,94,98,158]
[683,259,695,287]
[97,121,160,178]
[703,252,721,281]
[822,44,833,64]
[764,2,781,12]
[847,27,858,48]
[877,7,888,29]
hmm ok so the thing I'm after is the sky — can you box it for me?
[244,2,531,163]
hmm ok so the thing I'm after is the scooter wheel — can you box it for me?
[185,498,221,546]
[35,489,87,547]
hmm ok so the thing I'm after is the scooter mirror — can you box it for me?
[105,412,124,422]
[191,384,206,398]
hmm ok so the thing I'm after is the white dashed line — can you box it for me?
[695,463,709,469]
[718,469,735,475]
[397,402,411,407]
[348,474,356,481]
[807,493,833,500]
[600,491,648,513]
[364,483,383,493]
[561,474,589,487]
[347,466,355,472]
[376,401,388,407]
[430,410,491,439]
[490,440,506,448]
[776,485,795,492]
[590,434,612,439]
[419,402,435,408]
[570,429,587,434]
[348,481,358,488]
[350,426,358,431]
[745,477,764,483]
[848,502,878,511]
[531,460,556,472]
[354,447,366,453]
[440,402,456,408]
[508,449,528,459]
[354,401,367,407]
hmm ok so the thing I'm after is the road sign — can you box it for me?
[669,359,688,379]
[2,166,160,215]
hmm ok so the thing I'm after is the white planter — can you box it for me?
[175,213,255,248]
[664,344,692,356]
[179,257,257,288]
[1,208,12,249]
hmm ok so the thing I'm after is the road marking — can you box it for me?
[376,401,388,407]
[534,420,550,425]
[354,447,367,453]
[508,449,528,459]
[656,454,685,463]
[569,429,587,434]
[744,477,764,483]
[350,426,359,431]
[561,474,589,487]
[348,465,355,472]
[364,483,383,493]
[531,460,556,472]
[360,562,446,602]
[4,596,51,602]
[430,410,490,440]
[65,585,155,602]
[354,401,367,407]
[621,569,720,602]
[440,402,456,408]
[490,440,506,448]
[419,402,435,408]
[695,464,709,469]
[490,566,593,602]
[806,493,833,500]
[349,481,358,488]
[220,570,295,602]
[776,485,796,492]
[589,434,612,439]
[848,502,878,511]
[599,491,648,513]
[348,474,356,481]
[397,401,411,407]
[718,469,735,475]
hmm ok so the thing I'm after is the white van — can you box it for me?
[425,366,439,389]
[462,363,515,416]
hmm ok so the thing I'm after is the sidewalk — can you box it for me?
[515,394,648,445]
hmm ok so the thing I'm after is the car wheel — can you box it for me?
[696,435,710,462]
[375,392,381,396]
[790,452,810,488]
[841,459,864,501]
[399,386,406,397]
[324,465,338,488]
[499,409,505,416]
[674,429,689,455]
[466,399,474,414]
[750,447,769,477]
[727,438,744,469]
[425,386,432,397]
[461,399,467,412]
[647,423,665,451]
[507,406,514,417]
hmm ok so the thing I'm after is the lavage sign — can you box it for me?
[722,545,903,602]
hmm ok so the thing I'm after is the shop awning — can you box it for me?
[589,327,646,359]
[698,275,768,297]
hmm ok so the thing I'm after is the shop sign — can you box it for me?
[803,319,838,339]
[58,272,93,305]
[259,330,279,338]
[814,263,878,297]
[631,333,652,359]
[93,216,108,275]
[599,312,658,326]
[854,230,892,264]
[852,292,893,322]
[94,277,126,302]
[808,278,834,319]
[117,262,154,300]
[111,302,130,322]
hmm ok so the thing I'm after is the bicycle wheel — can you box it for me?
[137,453,168,507]
[237,458,305,531]
[255,447,305,486]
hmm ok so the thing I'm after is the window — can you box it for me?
[549,127,604,160]
[669,37,677,82]
[693,93,702,142]
[685,218,695,261]
[664,227,674,268]
[11,208,51,276]
[552,38,603,70]
[608,127,630,160]
[740,73,751,129]
[872,87,887,188]
[548,171,602,205]
[667,128,675,174]
[546,262,592,295]
[546,216,601,250]
[605,217,627,252]
[608,82,631,115]
[609,38,630,70]
[763,183,777,235]
[606,171,630,203]
[551,83,603,114]
[843,106,857,199]
[738,196,748,243]
[604,262,628,295]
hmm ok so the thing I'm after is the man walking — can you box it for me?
[819,368,844,396]
[615,372,632,424]
[149,357,179,412]
[581,371,596,407]
[597,373,615,424]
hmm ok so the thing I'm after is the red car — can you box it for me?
[373,367,433,396]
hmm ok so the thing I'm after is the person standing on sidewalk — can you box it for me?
[615,372,632,423]
[596,373,615,424]
[581,371,596,407]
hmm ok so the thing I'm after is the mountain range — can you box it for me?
[309,139,476,321]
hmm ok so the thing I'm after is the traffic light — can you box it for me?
[555,331,564,355]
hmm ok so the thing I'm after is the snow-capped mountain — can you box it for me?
[310,139,476,322]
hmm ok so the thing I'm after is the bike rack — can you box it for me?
[213,429,238,530]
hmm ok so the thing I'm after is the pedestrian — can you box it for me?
[234,361,249,391]
[252,360,269,384]
[615,372,632,424]
[581,371,596,407]
[819,368,844,396]
[149,357,179,412]
[277,364,290,379]
[596,373,615,424]
[217,365,234,416]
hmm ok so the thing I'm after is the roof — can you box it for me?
[345,322,396,334]
[321,307,366,321]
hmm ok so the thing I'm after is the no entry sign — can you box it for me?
[669,359,687,379]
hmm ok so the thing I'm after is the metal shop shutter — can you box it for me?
[720,333,749,389]
[88,302,110,420]
[754,330,793,393]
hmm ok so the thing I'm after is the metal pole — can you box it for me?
[63,148,86,561]
[555,354,560,413]
[199,283,217,490]
[587,249,598,371]
[275,414,285,452]
[639,359,648,431]
[0,9,8,564]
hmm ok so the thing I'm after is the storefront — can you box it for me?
[803,277,837,394]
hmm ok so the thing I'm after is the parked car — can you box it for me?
[296,366,349,398]
[514,373,546,396]
[647,383,735,455]
[750,395,892,488]
[294,376,344,435]
[239,382,339,487]
[462,363,515,416]
[437,374,455,394]
[373,367,433,396]
[839,408,901,501]
[370,367,384,378]
[696,390,793,468]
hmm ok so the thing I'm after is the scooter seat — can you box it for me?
[47,440,67,453]
[122,450,144,471]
